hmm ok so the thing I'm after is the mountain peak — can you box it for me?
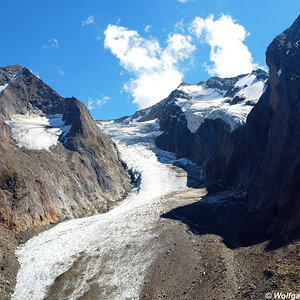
[0,64,132,233]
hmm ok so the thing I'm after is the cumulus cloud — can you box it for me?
[42,38,59,49]
[87,96,110,110]
[104,25,195,108]
[189,15,258,77]
[82,15,95,26]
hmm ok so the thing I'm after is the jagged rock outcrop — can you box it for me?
[219,15,300,235]
[0,65,131,232]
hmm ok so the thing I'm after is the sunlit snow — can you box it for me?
[5,114,71,150]
[0,69,21,95]
[0,83,8,94]
[177,73,267,133]
[12,119,191,300]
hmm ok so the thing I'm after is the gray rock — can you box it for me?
[221,15,300,236]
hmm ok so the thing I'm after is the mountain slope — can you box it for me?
[0,65,131,232]
[118,13,299,237]
[219,15,300,235]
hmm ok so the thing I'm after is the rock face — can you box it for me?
[0,66,131,232]
[219,16,300,235]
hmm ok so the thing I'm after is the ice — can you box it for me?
[235,74,266,100]
[175,73,267,133]
[235,73,256,87]
[0,83,8,94]
[178,84,224,101]
[12,119,191,300]
[5,114,71,150]
[0,70,21,95]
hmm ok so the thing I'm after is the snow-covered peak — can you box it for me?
[118,70,268,134]
[174,70,268,133]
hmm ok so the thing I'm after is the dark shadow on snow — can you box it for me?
[155,153,205,189]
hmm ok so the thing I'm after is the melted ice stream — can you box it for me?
[12,120,190,300]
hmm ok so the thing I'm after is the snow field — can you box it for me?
[177,73,267,133]
[5,114,71,150]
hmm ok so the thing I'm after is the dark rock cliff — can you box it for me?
[0,66,131,232]
[220,15,300,235]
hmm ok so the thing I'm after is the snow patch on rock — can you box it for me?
[0,70,21,95]
[0,83,8,94]
[5,113,71,150]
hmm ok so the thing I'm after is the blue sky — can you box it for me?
[0,1,299,120]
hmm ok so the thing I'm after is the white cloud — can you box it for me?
[144,25,151,33]
[82,15,95,26]
[87,96,110,110]
[189,15,259,77]
[178,0,192,2]
[42,38,59,49]
[104,25,195,108]
[174,20,185,33]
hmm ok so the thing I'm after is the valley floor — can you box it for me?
[142,189,300,300]
[7,119,300,300]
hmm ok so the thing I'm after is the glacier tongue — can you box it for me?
[12,119,190,300]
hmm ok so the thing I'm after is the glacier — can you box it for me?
[12,119,192,300]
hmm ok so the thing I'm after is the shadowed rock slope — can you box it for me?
[219,15,300,236]
[0,65,131,232]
